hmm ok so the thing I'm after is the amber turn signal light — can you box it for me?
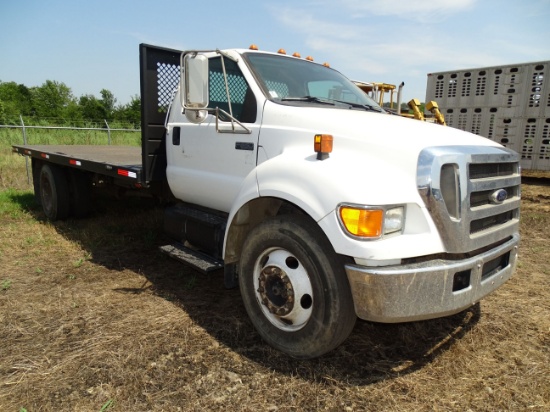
[339,207,384,238]
[314,134,333,160]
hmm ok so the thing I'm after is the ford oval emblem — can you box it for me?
[490,189,508,204]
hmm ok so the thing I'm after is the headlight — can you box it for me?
[384,206,405,235]
[338,204,405,239]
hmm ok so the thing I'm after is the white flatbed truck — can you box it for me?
[13,44,521,358]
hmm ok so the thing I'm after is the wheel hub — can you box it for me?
[252,248,313,331]
[257,266,295,317]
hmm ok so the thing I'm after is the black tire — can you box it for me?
[39,164,71,221]
[32,160,42,206]
[239,214,356,359]
[68,170,92,218]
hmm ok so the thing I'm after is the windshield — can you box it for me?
[244,52,384,111]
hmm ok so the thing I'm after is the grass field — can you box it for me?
[0,129,549,411]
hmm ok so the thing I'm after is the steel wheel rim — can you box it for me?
[253,247,313,332]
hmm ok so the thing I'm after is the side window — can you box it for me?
[209,57,257,123]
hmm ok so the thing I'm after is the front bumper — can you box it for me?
[345,234,519,323]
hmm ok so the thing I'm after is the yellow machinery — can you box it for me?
[425,100,446,125]
[406,99,447,126]
[354,81,402,112]
[354,81,446,125]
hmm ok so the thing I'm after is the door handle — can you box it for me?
[235,142,254,151]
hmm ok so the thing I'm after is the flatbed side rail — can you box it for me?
[12,145,143,184]
[139,44,183,184]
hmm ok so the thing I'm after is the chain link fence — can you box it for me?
[0,116,140,146]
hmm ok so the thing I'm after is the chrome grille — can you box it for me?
[469,162,515,179]
[470,186,519,208]
[470,210,514,234]
[417,146,521,253]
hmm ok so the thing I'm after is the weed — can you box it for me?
[1,279,12,291]
[73,258,85,268]
[100,399,114,411]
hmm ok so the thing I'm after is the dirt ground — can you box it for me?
[0,180,548,411]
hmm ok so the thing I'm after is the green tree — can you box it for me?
[0,81,33,122]
[31,80,75,119]
[100,89,117,120]
[64,100,83,123]
[114,94,140,127]
[79,94,106,122]
[0,79,140,126]
[0,100,6,123]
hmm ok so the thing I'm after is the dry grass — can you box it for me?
[0,141,549,411]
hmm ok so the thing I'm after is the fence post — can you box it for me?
[104,119,111,145]
[20,115,28,145]
[20,115,30,184]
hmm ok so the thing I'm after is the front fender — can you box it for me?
[256,151,343,221]
[223,152,332,263]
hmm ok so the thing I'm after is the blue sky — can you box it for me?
[1,0,549,106]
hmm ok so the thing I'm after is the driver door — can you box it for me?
[167,56,260,213]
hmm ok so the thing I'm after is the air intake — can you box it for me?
[440,163,460,220]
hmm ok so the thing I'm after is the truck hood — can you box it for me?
[259,100,499,159]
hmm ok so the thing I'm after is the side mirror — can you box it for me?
[182,53,209,109]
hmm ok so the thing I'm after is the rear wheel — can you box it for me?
[32,160,42,206]
[39,164,70,221]
[239,214,356,359]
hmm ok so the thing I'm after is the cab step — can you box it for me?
[159,242,223,273]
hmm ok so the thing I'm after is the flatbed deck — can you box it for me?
[13,145,145,184]
[14,145,142,165]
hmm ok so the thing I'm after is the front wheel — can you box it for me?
[239,214,356,359]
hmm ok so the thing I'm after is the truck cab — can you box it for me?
[158,45,520,358]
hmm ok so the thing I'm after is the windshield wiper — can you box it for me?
[281,96,384,112]
[333,99,385,113]
[280,96,335,105]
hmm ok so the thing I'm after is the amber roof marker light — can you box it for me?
[246,45,329,66]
